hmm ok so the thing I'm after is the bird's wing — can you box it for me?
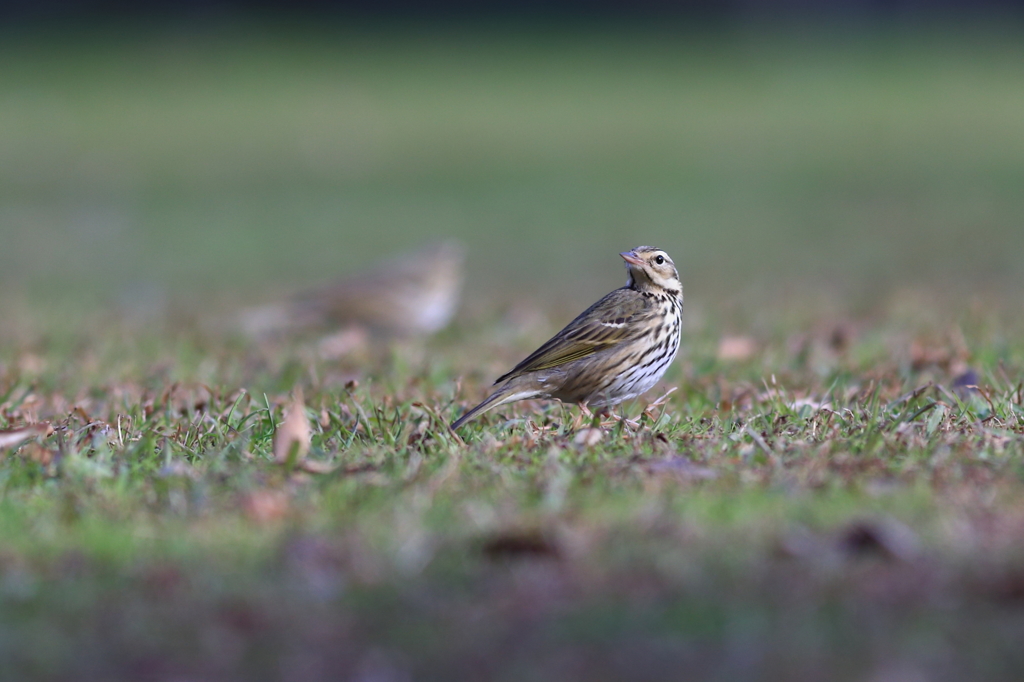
[495,288,654,383]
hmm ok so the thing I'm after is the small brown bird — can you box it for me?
[451,246,683,430]
[242,241,464,338]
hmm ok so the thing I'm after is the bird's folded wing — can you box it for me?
[495,290,653,383]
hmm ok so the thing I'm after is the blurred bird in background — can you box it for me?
[241,241,465,342]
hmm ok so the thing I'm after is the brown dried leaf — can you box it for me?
[573,427,604,447]
[0,423,51,451]
[19,442,55,466]
[274,389,310,466]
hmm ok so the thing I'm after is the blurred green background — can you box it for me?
[2,23,1023,314]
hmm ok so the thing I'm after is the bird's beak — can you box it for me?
[620,251,644,266]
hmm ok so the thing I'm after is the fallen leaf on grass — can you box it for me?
[717,336,757,361]
[0,424,51,451]
[272,391,339,474]
[274,389,310,467]
[19,442,56,466]
[573,427,603,447]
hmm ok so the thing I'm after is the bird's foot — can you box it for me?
[571,403,597,430]
[603,412,641,431]
[575,404,642,431]
[571,404,644,431]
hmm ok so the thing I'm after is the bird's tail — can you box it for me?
[450,382,541,431]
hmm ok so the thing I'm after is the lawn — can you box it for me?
[1,21,1023,681]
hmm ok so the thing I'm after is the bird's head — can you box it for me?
[620,246,681,295]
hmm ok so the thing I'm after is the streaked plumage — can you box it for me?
[241,241,464,338]
[451,246,683,430]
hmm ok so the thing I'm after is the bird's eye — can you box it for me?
[654,255,665,265]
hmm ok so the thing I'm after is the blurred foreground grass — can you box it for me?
[0,22,1023,682]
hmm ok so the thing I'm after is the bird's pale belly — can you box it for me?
[540,338,679,408]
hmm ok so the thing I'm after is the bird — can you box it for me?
[241,240,465,339]
[450,246,683,431]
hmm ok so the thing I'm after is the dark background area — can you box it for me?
[2,0,1023,23]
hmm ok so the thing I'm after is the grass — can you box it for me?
[1,21,1024,681]
[1,301,1023,680]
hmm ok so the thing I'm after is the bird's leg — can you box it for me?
[571,402,594,430]
[572,404,644,431]
[602,409,641,431]
[590,405,616,429]
[586,405,624,429]
[621,414,642,430]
